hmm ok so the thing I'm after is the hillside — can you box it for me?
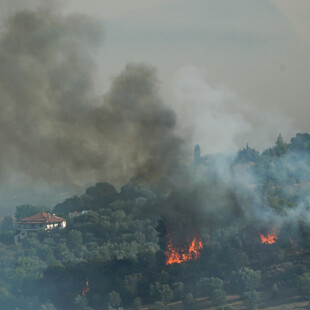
[1,134,310,309]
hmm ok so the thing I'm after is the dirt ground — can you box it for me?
[162,294,310,310]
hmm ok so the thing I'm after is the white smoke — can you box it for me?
[172,66,296,154]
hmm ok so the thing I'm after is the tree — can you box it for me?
[172,282,184,300]
[234,268,261,292]
[0,216,13,232]
[197,277,223,297]
[133,298,142,309]
[15,256,45,282]
[210,289,226,306]
[0,286,12,303]
[194,144,201,165]
[297,272,310,298]
[151,301,166,310]
[124,273,143,296]
[243,290,260,310]
[271,283,279,298]
[275,134,287,156]
[160,284,174,304]
[41,302,57,310]
[289,133,310,152]
[150,282,173,304]
[235,144,260,163]
[74,295,94,310]
[182,293,196,310]
[106,291,122,308]
[15,205,47,220]
[262,134,287,159]
[67,230,83,250]
[0,216,15,245]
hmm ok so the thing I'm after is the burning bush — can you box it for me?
[165,234,203,265]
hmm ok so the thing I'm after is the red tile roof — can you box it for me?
[16,212,65,224]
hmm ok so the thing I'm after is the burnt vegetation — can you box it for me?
[1,134,310,309]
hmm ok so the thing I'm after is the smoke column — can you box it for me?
[0,7,183,190]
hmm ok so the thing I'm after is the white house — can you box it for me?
[15,212,66,242]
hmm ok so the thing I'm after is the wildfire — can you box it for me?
[259,230,278,244]
[82,279,90,296]
[165,235,203,265]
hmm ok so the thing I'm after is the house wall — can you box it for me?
[15,220,67,242]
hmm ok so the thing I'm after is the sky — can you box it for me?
[2,0,310,147]
[68,0,310,150]
[0,0,310,213]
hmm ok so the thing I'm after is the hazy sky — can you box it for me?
[2,0,310,147]
[65,0,310,149]
[0,0,310,212]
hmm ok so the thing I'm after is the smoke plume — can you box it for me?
[172,66,296,154]
[0,8,182,187]
[0,7,307,240]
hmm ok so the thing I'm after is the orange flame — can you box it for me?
[165,235,203,265]
[259,230,278,244]
[82,279,90,296]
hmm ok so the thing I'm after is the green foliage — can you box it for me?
[197,277,223,297]
[262,134,288,159]
[151,301,166,310]
[54,182,118,214]
[243,290,260,310]
[133,297,142,309]
[124,273,143,295]
[235,144,260,164]
[217,305,234,310]
[150,282,173,304]
[74,295,94,310]
[297,272,310,298]
[289,133,310,152]
[232,268,261,293]
[0,231,14,245]
[159,270,169,284]
[210,289,226,306]
[172,282,184,300]
[67,230,83,250]
[15,204,47,220]
[0,286,12,303]
[271,283,279,298]
[0,216,13,232]
[106,291,122,308]
[182,292,196,310]
[85,182,118,202]
[3,134,310,310]
[15,256,45,282]
[41,302,58,310]
[275,134,288,156]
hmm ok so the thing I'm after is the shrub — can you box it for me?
[297,272,310,298]
[232,268,261,293]
[106,291,122,308]
[182,293,196,310]
[271,283,279,298]
[151,301,166,310]
[243,290,260,310]
[210,289,226,306]
[197,277,223,297]
[133,298,142,309]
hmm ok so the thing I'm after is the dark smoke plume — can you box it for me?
[1,7,304,238]
[0,8,182,187]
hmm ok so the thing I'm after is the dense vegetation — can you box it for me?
[2,133,310,309]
